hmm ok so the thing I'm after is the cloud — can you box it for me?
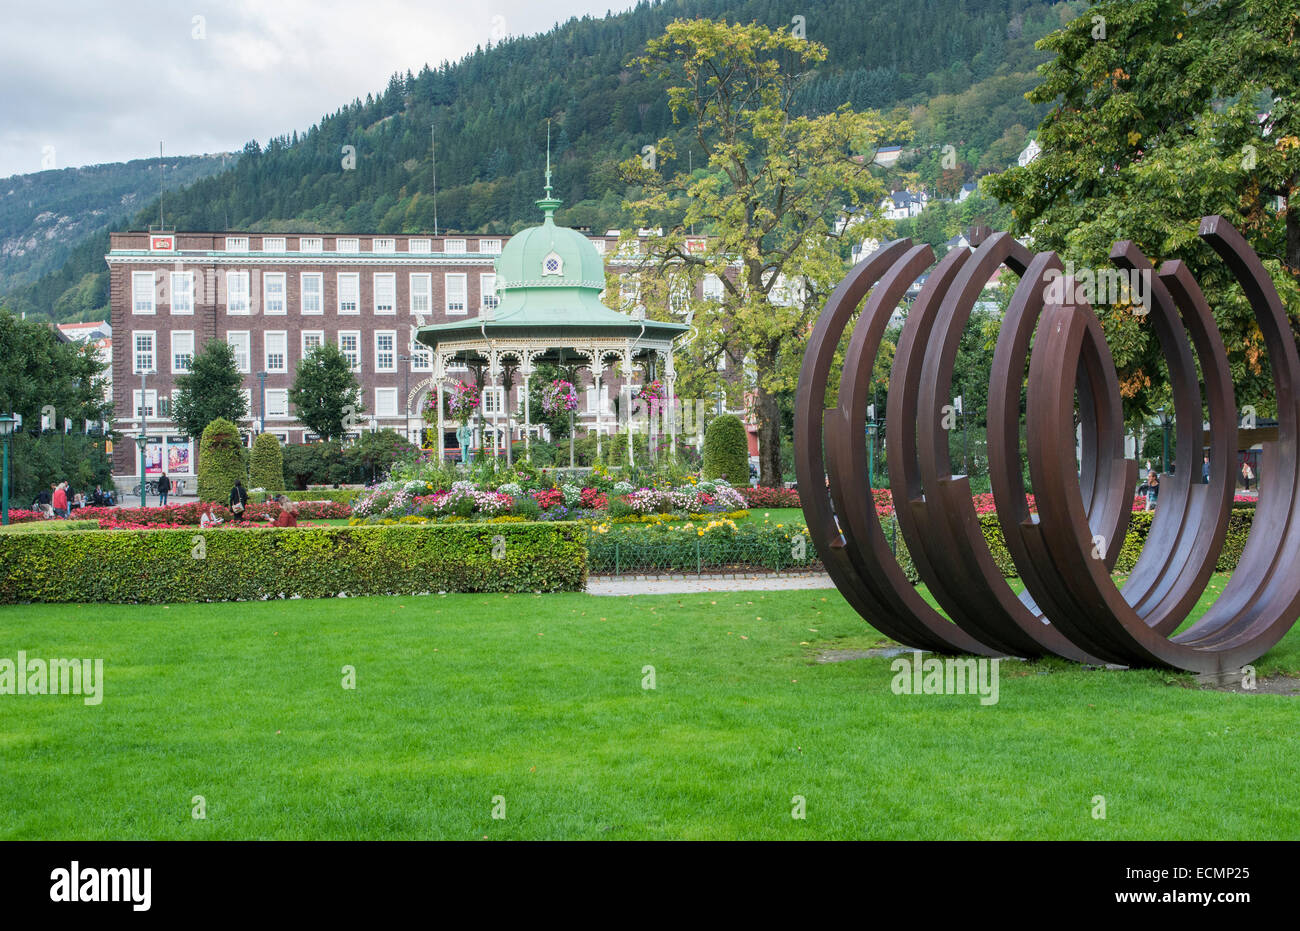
[0,0,634,179]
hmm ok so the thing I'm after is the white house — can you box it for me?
[881,190,928,220]
[1017,139,1041,167]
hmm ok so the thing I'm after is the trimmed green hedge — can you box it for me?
[892,507,1256,583]
[0,523,587,603]
[250,489,358,505]
[0,520,100,534]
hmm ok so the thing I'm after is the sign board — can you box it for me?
[150,234,176,252]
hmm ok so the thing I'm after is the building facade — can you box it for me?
[106,230,720,483]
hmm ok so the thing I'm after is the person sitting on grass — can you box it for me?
[271,496,298,528]
[199,506,223,529]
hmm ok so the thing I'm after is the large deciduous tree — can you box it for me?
[620,19,904,486]
[172,339,247,441]
[987,0,1300,419]
[289,343,363,442]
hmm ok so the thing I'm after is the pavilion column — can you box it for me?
[436,382,446,465]
[593,360,603,462]
[665,350,677,462]
[622,349,635,468]
[521,366,532,461]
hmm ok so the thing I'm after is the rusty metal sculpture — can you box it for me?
[795,216,1300,674]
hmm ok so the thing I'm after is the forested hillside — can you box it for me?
[1,0,1083,322]
[0,154,231,302]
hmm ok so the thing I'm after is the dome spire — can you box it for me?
[536,118,562,222]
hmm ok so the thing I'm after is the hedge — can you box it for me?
[251,489,358,505]
[0,523,587,604]
[249,432,285,493]
[891,507,1256,583]
[702,414,750,483]
[0,520,100,534]
[198,418,246,503]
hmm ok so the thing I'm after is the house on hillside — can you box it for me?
[881,190,927,220]
[1017,139,1041,167]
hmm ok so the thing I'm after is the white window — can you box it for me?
[584,385,612,415]
[338,331,361,371]
[132,272,156,314]
[410,330,431,371]
[301,273,323,314]
[482,387,505,415]
[225,236,249,252]
[336,237,359,253]
[410,274,432,314]
[481,273,498,310]
[375,387,399,418]
[263,272,286,315]
[479,239,502,254]
[669,281,690,315]
[445,273,467,314]
[170,271,194,314]
[374,273,396,314]
[338,273,360,314]
[299,237,323,253]
[703,273,724,302]
[374,330,396,372]
[226,271,250,314]
[302,330,324,356]
[265,388,289,418]
[171,330,195,373]
[444,238,467,254]
[227,331,251,373]
[132,330,156,373]
[265,331,288,373]
[261,237,286,252]
[132,389,158,418]
[592,239,607,254]
[242,388,253,420]
[408,238,432,254]
[542,251,563,276]
[373,238,396,254]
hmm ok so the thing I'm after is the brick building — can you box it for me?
[106,229,723,484]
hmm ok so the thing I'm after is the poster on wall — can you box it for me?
[168,444,191,473]
[145,443,164,474]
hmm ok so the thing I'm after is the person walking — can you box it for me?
[157,471,171,507]
[1202,455,1210,485]
[1241,459,1254,491]
[51,481,69,519]
[1141,471,1160,511]
[228,479,249,518]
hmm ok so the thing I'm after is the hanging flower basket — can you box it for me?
[421,393,440,424]
[445,381,481,420]
[542,379,579,415]
[636,380,665,403]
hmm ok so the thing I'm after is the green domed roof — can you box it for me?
[494,193,606,292]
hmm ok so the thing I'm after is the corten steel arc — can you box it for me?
[795,216,1300,673]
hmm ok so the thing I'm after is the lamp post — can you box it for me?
[1158,406,1172,474]
[866,404,878,486]
[135,432,149,508]
[0,413,15,525]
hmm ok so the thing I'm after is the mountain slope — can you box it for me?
[1,0,1080,322]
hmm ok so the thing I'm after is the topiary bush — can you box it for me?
[0,522,587,603]
[197,418,247,503]
[702,414,750,483]
[249,432,285,493]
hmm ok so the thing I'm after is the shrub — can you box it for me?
[0,520,99,534]
[510,496,542,521]
[0,523,587,603]
[738,485,801,508]
[702,414,750,483]
[198,418,247,503]
[249,433,285,493]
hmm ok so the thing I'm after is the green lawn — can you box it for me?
[1,577,1295,840]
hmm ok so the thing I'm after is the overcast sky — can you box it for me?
[0,0,640,180]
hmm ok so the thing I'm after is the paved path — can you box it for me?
[587,573,836,596]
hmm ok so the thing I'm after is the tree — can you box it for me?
[197,418,246,503]
[701,413,750,483]
[0,310,111,428]
[986,0,1300,418]
[249,432,285,493]
[289,344,363,442]
[621,20,904,485]
[172,339,247,441]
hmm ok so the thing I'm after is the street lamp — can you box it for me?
[1157,407,1172,474]
[135,432,149,507]
[866,404,878,486]
[0,413,15,525]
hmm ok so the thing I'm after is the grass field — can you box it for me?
[1,577,1296,840]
